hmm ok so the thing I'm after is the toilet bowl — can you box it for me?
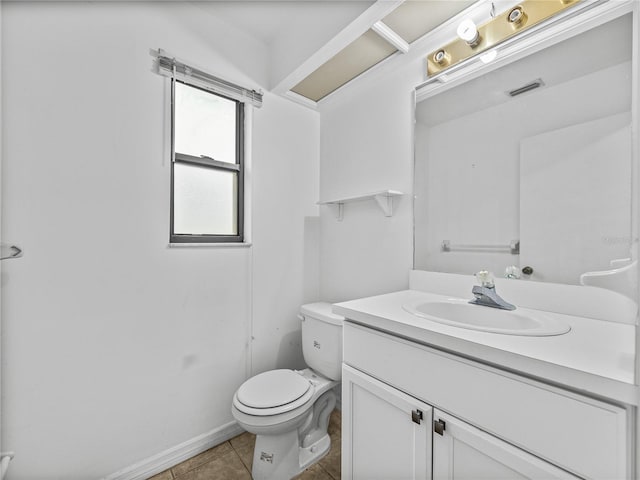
[231,303,344,480]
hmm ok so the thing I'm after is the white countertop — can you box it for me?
[334,289,639,405]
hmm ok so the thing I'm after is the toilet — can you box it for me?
[231,302,344,480]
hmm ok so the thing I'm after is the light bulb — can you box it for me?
[457,19,480,46]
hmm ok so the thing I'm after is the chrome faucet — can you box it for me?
[469,271,516,310]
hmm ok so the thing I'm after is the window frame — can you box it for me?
[170,79,245,244]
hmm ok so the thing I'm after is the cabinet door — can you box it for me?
[342,364,433,480]
[433,410,580,480]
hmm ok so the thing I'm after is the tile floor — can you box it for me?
[149,410,341,480]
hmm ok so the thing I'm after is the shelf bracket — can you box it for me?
[373,193,394,217]
[324,203,345,221]
[317,190,403,221]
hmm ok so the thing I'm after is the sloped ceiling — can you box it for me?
[193,1,375,87]
[193,0,477,105]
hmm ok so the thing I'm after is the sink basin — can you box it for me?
[402,299,571,336]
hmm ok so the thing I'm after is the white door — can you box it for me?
[342,364,433,480]
[519,113,632,285]
[433,409,580,480]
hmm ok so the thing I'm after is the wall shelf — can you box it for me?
[318,190,403,221]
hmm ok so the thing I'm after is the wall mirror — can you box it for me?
[414,9,637,302]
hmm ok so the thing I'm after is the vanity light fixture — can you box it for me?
[426,0,581,76]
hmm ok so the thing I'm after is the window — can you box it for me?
[171,81,244,243]
[155,49,262,244]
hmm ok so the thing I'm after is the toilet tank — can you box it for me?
[300,302,344,381]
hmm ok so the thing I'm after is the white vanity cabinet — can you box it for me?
[342,364,433,480]
[432,409,579,480]
[341,322,631,480]
[343,364,580,480]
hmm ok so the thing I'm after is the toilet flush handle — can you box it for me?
[297,314,305,321]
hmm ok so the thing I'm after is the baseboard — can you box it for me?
[102,421,245,480]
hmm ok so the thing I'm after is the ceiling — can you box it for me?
[192,0,478,106]
[193,1,375,46]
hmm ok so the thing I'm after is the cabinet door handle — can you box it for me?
[411,409,423,424]
[434,419,446,435]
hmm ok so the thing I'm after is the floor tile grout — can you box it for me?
[169,441,234,479]
[318,461,336,480]
[228,443,252,476]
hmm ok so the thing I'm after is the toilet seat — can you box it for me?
[233,369,315,416]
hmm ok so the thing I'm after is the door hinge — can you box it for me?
[411,409,423,424]
[434,418,446,436]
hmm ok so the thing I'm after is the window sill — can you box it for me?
[168,242,252,248]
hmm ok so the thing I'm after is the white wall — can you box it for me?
[0,2,319,479]
[251,97,320,375]
[318,61,420,302]
[313,0,495,303]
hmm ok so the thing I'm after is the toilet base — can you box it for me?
[249,389,337,480]
[299,433,331,471]
[251,430,331,480]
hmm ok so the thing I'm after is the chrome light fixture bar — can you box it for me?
[427,0,582,76]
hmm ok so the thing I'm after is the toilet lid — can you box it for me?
[236,369,311,409]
